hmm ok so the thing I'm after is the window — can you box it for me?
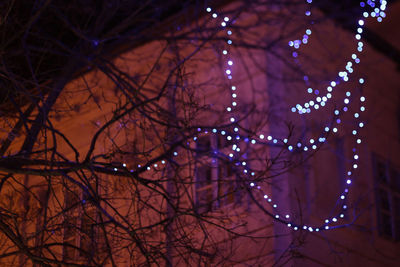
[373,155,400,240]
[63,187,79,259]
[195,134,238,213]
[63,180,103,260]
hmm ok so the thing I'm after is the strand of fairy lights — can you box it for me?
[289,0,387,115]
[202,5,360,231]
[288,0,314,50]
[107,1,386,233]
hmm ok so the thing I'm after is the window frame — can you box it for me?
[372,153,400,241]
[194,134,239,213]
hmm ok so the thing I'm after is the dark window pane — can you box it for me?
[65,189,79,210]
[395,219,400,240]
[380,213,393,237]
[196,165,212,188]
[218,180,235,206]
[376,160,389,183]
[394,197,400,219]
[218,161,234,178]
[196,187,213,213]
[63,240,75,259]
[390,168,400,192]
[218,161,235,206]
[64,216,77,240]
[196,136,211,155]
[196,165,213,213]
[80,209,96,256]
[378,189,391,211]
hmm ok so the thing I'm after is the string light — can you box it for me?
[106,1,385,233]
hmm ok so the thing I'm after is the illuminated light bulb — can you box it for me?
[173,152,178,156]
[259,134,265,139]
[228,60,233,66]
[212,13,217,18]
[285,214,290,219]
[147,167,151,170]
[223,50,228,55]
[347,179,352,184]
[224,16,229,22]
[264,195,268,199]
[206,7,211,12]
[332,218,337,222]
[275,215,279,218]
[114,167,118,171]
[288,223,292,227]
[161,160,166,164]
[123,163,126,167]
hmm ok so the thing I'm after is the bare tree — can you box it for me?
[0,0,390,266]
